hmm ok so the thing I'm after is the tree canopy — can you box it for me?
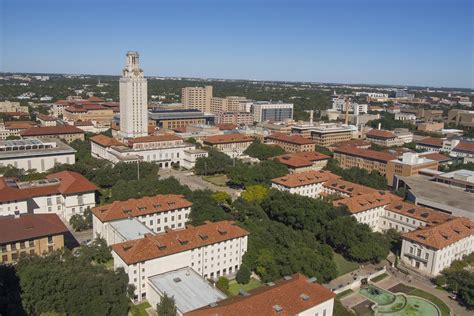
[243,141,285,160]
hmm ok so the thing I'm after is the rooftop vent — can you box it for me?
[408,208,416,214]
[307,276,317,283]
[395,204,403,210]
[283,275,292,281]
[421,213,429,218]
[266,282,275,286]
[199,233,208,240]
[208,302,218,307]
[300,293,310,301]
[239,289,250,296]
[218,228,228,235]
[154,204,161,208]
[173,277,182,283]
[273,305,283,313]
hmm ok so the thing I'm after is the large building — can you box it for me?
[292,124,354,147]
[447,109,474,128]
[333,146,396,176]
[182,86,213,113]
[210,96,248,114]
[273,151,330,173]
[0,138,76,172]
[332,97,368,115]
[365,129,413,147]
[118,51,148,139]
[0,101,29,113]
[0,171,97,220]
[92,194,192,244]
[271,170,341,199]
[185,273,335,316]
[111,220,249,301]
[385,152,439,185]
[0,214,69,264]
[64,103,114,127]
[148,109,215,129]
[251,102,293,123]
[203,133,254,157]
[266,133,316,152]
[20,125,85,142]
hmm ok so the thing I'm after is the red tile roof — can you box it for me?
[267,133,316,145]
[20,125,84,137]
[332,139,371,148]
[271,170,340,188]
[415,137,443,148]
[386,201,452,226]
[36,113,56,121]
[111,220,249,265]
[322,178,377,196]
[185,273,335,316]
[204,133,254,145]
[419,152,451,162]
[92,194,192,223]
[90,134,124,147]
[74,121,94,126]
[4,121,37,129]
[402,217,473,250]
[334,146,396,163]
[334,192,401,214]
[87,96,105,103]
[0,171,97,203]
[0,214,69,244]
[216,123,238,131]
[64,104,110,113]
[366,129,397,139]
[453,141,474,154]
[273,151,330,168]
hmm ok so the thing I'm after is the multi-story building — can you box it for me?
[0,101,29,113]
[148,109,215,129]
[210,96,248,114]
[333,146,396,175]
[64,104,114,127]
[92,194,192,244]
[1,121,38,138]
[182,86,213,113]
[111,220,249,301]
[90,133,197,168]
[20,125,85,142]
[185,273,335,316]
[266,133,316,152]
[0,171,97,220]
[394,112,416,122]
[203,133,254,157]
[416,122,444,132]
[273,151,330,173]
[251,102,293,123]
[305,125,353,147]
[321,178,377,197]
[0,214,69,264]
[386,152,438,185]
[332,97,368,114]
[415,137,474,162]
[271,170,340,198]
[447,109,474,128]
[365,129,402,147]
[0,138,76,172]
[217,111,254,125]
[400,217,473,276]
[182,149,208,169]
[36,114,57,126]
[118,51,148,139]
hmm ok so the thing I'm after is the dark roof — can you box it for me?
[0,214,69,244]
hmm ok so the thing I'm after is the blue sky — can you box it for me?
[1,0,473,88]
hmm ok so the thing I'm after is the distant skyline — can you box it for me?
[1,0,473,89]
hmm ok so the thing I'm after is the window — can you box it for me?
[48,236,53,244]
[48,245,54,253]
[2,254,8,262]
[29,249,35,256]
[0,245,6,252]
[425,253,429,260]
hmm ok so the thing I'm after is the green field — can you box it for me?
[129,302,151,316]
[228,278,262,296]
[333,252,359,276]
[202,174,229,186]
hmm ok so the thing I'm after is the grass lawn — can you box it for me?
[406,288,450,316]
[336,289,354,299]
[228,278,262,296]
[333,252,359,276]
[129,302,151,316]
[202,174,229,186]
[370,273,388,283]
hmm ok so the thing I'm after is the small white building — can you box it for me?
[400,217,473,276]
[0,138,75,173]
[395,112,416,121]
[271,170,340,199]
[0,171,97,221]
[182,149,208,169]
[111,220,249,301]
[92,194,192,244]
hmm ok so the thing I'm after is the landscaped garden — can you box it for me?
[228,278,262,296]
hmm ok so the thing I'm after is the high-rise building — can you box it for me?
[251,101,293,122]
[182,86,213,112]
[119,51,148,139]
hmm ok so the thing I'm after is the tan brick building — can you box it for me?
[266,133,316,152]
[182,86,213,112]
[386,152,439,185]
[0,214,69,264]
[333,146,396,175]
[20,125,85,142]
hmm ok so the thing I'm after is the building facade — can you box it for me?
[266,133,316,152]
[203,133,254,157]
[333,147,396,176]
[251,102,293,123]
[20,126,85,142]
[182,86,213,113]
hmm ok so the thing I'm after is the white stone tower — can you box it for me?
[118,51,148,139]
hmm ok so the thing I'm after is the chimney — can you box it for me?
[378,123,381,130]
[309,110,314,125]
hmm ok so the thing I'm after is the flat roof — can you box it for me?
[399,176,473,215]
[148,267,227,313]
[0,138,76,159]
[109,218,154,241]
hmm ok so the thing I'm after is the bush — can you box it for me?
[216,277,229,292]
[236,265,251,284]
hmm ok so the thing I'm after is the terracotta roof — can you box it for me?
[0,171,97,203]
[334,146,396,163]
[322,178,377,196]
[271,170,340,188]
[216,123,238,131]
[20,125,84,137]
[204,133,254,145]
[92,194,192,223]
[4,121,37,129]
[418,152,451,162]
[74,121,94,126]
[415,137,443,148]
[36,113,56,121]
[453,141,474,154]
[128,134,183,145]
[54,100,72,106]
[273,151,330,168]
[111,220,249,265]
[386,201,452,226]
[267,133,316,145]
[87,96,105,103]
[366,129,397,139]
[0,214,69,244]
[402,217,473,250]
[3,111,29,117]
[185,273,335,316]
[334,192,400,214]
[332,139,371,148]
[64,104,109,113]
[89,134,124,147]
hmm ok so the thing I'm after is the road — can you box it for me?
[159,169,242,199]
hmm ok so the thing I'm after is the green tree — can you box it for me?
[244,141,285,160]
[211,191,232,204]
[216,277,230,292]
[241,185,269,203]
[236,264,251,284]
[157,293,177,316]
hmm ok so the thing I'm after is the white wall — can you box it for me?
[0,153,75,172]
[299,298,334,316]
